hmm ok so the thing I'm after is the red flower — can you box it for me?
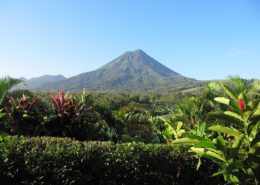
[238,98,245,112]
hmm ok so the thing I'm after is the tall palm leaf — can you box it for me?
[0,77,21,106]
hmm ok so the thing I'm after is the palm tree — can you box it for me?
[0,77,21,106]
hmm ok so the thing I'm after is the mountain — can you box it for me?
[15,75,66,90]
[41,49,198,92]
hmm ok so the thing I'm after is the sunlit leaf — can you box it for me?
[214,97,230,105]
[0,108,5,119]
[249,122,260,142]
[222,84,237,101]
[172,135,207,145]
[176,121,183,132]
[196,122,206,137]
[0,77,22,106]
[23,114,30,118]
[224,111,243,121]
[208,125,242,138]
[172,137,201,145]
[190,147,226,163]
[196,157,202,171]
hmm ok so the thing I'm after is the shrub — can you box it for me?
[0,136,223,185]
[173,78,260,184]
[2,95,47,136]
[47,90,115,141]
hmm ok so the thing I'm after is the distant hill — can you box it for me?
[40,49,198,92]
[15,75,66,90]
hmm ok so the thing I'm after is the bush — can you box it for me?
[0,136,224,185]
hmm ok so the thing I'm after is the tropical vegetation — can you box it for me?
[0,77,259,184]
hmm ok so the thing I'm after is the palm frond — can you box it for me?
[0,77,22,106]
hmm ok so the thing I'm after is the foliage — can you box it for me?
[1,76,260,183]
[0,109,5,120]
[0,136,223,185]
[46,90,116,141]
[173,78,260,184]
[159,116,185,141]
[169,95,214,129]
[2,95,47,136]
[0,77,21,106]
[115,104,160,143]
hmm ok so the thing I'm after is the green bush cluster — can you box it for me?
[0,136,223,185]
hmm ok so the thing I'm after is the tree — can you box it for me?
[0,77,21,106]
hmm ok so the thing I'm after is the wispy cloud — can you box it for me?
[228,48,249,57]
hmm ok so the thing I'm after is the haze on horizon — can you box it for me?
[0,0,260,80]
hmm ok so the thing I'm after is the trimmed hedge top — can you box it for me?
[0,136,223,185]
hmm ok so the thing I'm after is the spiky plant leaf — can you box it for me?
[222,84,238,101]
[0,77,21,106]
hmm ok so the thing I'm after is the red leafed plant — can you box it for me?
[47,90,103,140]
[50,90,68,118]
[3,94,47,136]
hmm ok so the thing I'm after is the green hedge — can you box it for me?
[0,136,223,185]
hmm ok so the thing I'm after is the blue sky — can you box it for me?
[0,0,260,80]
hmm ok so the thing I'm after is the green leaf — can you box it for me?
[23,114,30,118]
[172,137,201,145]
[243,111,252,122]
[212,169,225,177]
[232,134,245,149]
[196,122,206,137]
[0,112,5,119]
[160,117,175,140]
[224,111,243,121]
[249,142,260,155]
[196,140,216,149]
[178,130,185,137]
[251,114,260,123]
[214,97,230,105]
[0,108,5,119]
[176,121,183,132]
[196,157,202,171]
[0,77,22,106]
[214,135,227,154]
[208,125,242,138]
[249,122,260,142]
[172,135,209,145]
[207,82,221,93]
[248,99,260,117]
[228,175,239,184]
[229,100,243,114]
[0,136,4,142]
[254,108,260,115]
[206,112,243,127]
[190,147,226,163]
[251,131,260,146]
[222,84,238,101]
[162,123,175,140]
[231,134,245,158]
